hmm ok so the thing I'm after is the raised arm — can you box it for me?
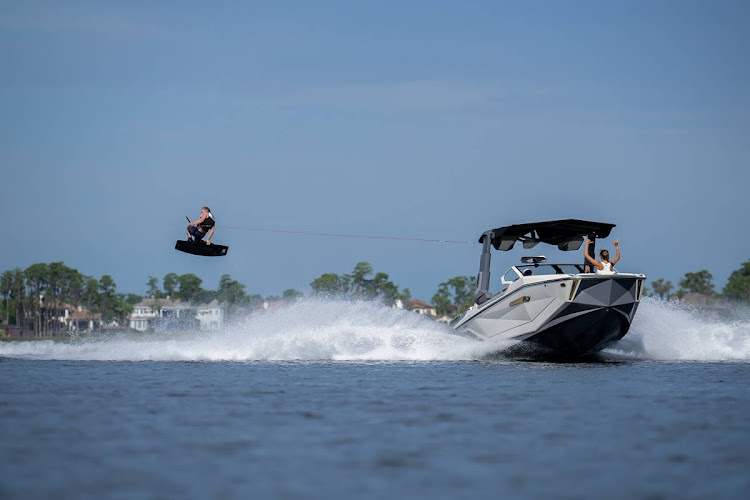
[610,240,621,265]
[584,238,603,270]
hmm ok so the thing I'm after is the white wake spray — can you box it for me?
[0,299,488,362]
[606,297,750,361]
[1,297,748,362]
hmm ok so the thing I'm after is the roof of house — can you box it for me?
[134,298,221,309]
[410,299,435,309]
[57,303,101,320]
[68,309,101,320]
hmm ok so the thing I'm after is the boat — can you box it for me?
[450,219,646,357]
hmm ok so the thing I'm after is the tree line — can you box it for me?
[0,261,415,335]
[145,273,303,319]
[648,261,750,302]
[0,263,138,336]
[309,262,410,306]
[0,263,303,336]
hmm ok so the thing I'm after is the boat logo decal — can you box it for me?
[509,296,531,307]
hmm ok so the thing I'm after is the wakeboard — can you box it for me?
[175,240,229,257]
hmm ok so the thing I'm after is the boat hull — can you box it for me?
[521,303,635,356]
[452,275,645,357]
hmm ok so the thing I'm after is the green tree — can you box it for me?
[346,262,373,297]
[98,275,118,323]
[310,262,403,305]
[282,289,303,302]
[177,274,204,304]
[146,276,163,298]
[163,273,179,298]
[123,293,143,305]
[83,276,100,312]
[432,276,476,316]
[3,262,144,333]
[47,262,68,334]
[650,278,673,300]
[368,272,400,306]
[217,274,247,318]
[246,294,264,310]
[311,273,347,296]
[399,288,412,309]
[678,270,715,297]
[67,269,84,308]
[114,294,135,325]
[723,260,750,302]
[25,263,49,335]
[11,268,26,327]
[1,270,11,324]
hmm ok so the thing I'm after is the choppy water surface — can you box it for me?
[1,298,749,499]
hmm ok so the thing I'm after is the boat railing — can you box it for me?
[502,263,585,284]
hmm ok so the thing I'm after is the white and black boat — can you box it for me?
[451,219,646,357]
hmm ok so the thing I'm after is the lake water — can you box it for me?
[1,298,749,499]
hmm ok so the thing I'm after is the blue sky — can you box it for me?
[2,0,748,301]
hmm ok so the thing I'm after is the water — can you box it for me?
[1,298,749,499]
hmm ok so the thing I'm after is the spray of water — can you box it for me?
[0,299,489,362]
[606,297,750,361]
[1,297,748,362]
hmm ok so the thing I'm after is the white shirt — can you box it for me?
[597,262,615,275]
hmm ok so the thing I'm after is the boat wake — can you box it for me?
[1,297,748,362]
[0,299,489,362]
[605,297,750,361]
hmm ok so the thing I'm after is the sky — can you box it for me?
[2,0,749,302]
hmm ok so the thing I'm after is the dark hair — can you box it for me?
[600,249,609,261]
[202,206,211,212]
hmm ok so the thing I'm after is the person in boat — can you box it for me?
[584,238,620,274]
[186,207,215,245]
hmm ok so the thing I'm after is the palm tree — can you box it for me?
[1,270,12,324]
[25,263,49,335]
[650,278,673,300]
[11,269,25,327]
[347,262,373,297]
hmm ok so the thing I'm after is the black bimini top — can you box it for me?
[480,219,616,251]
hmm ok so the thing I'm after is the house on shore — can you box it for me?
[64,304,103,333]
[129,298,224,332]
[1,303,102,337]
[409,299,438,318]
[407,299,456,323]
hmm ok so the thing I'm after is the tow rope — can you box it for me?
[216,225,472,245]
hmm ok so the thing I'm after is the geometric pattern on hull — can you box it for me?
[525,305,631,356]
[574,278,637,308]
[524,277,642,354]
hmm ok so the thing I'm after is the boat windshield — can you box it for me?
[516,263,585,277]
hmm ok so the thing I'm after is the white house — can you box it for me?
[195,300,224,330]
[129,298,224,331]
